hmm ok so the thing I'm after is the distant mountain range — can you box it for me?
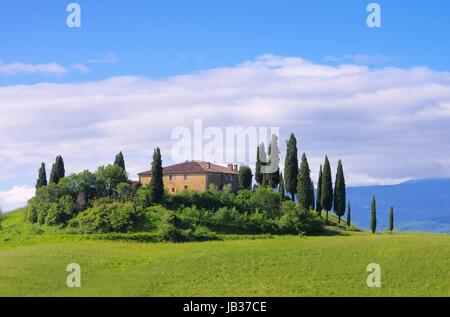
[347,179,450,233]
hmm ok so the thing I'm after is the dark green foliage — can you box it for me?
[389,206,394,232]
[149,148,164,204]
[284,133,299,200]
[297,153,313,210]
[279,173,285,203]
[371,196,377,234]
[96,165,128,197]
[333,160,346,224]
[114,151,126,172]
[310,181,315,211]
[36,162,47,189]
[238,165,253,190]
[255,143,266,186]
[316,165,323,214]
[49,155,65,184]
[157,212,217,242]
[266,135,281,189]
[347,201,351,229]
[321,155,333,223]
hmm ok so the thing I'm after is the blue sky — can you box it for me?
[1,0,450,210]
[1,0,450,85]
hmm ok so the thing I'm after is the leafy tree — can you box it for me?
[279,173,285,204]
[389,206,394,232]
[149,148,164,204]
[316,165,323,215]
[297,153,313,210]
[114,151,126,172]
[255,143,267,186]
[346,201,351,229]
[238,165,253,190]
[36,162,48,189]
[117,182,131,202]
[284,133,299,200]
[321,155,333,223]
[333,160,346,224]
[371,196,377,234]
[266,135,280,189]
[96,165,128,197]
[49,155,65,184]
[310,180,315,211]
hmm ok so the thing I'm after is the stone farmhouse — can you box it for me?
[138,161,239,194]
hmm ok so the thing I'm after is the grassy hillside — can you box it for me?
[1,209,449,296]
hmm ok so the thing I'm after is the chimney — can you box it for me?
[234,164,238,171]
[228,164,233,170]
[207,162,211,169]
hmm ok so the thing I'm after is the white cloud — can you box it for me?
[325,54,401,65]
[1,54,450,209]
[0,186,35,212]
[71,63,90,73]
[0,61,67,75]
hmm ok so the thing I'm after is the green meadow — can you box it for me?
[0,209,449,297]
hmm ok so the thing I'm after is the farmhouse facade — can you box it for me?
[138,161,239,194]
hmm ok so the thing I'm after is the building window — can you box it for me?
[172,188,175,193]
[169,175,173,182]
[184,185,188,190]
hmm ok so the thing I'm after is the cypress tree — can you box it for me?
[267,135,281,189]
[255,143,266,186]
[49,155,65,184]
[333,160,346,224]
[297,153,313,210]
[238,165,253,190]
[36,162,48,188]
[310,180,315,211]
[321,155,333,223]
[316,165,323,215]
[389,206,394,232]
[149,148,164,204]
[279,173,286,204]
[346,201,351,229]
[114,151,126,172]
[284,133,299,200]
[371,196,377,234]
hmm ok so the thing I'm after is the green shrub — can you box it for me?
[69,202,144,233]
[135,185,150,208]
[45,196,75,226]
[277,200,322,235]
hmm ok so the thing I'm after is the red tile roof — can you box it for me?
[138,161,238,176]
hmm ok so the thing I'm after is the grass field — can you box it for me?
[1,209,449,297]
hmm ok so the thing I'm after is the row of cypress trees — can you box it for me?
[257,133,396,233]
[282,133,348,224]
